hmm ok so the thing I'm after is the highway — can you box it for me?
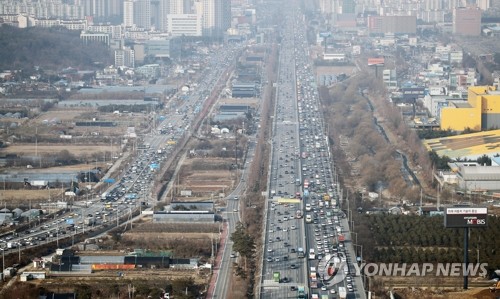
[260,3,307,298]
[258,1,368,298]
[0,41,245,264]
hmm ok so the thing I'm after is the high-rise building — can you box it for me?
[123,0,134,27]
[135,0,151,29]
[342,0,356,14]
[367,15,416,34]
[168,14,203,36]
[453,6,481,36]
[115,47,135,68]
[201,0,231,38]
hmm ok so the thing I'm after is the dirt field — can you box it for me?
[176,157,236,200]
[315,65,359,76]
[394,287,497,299]
[32,110,86,123]
[0,189,63,202]
[0,144,115,155]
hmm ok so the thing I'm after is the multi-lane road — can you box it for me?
[0,41,244,262]
[258,2,368,299]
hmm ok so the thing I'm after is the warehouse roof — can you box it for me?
[423,129,500,159]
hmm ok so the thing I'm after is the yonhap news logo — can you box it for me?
[318,254,348,286]
[351,263,488,277]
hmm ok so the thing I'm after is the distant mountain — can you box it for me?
[0,24,113,71]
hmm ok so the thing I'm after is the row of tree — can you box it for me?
[357,214,500,272]
[320,76,420,199]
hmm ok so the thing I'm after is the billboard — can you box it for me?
[402,87,425,100]
[444,207,487,228]
[367,57,385,66]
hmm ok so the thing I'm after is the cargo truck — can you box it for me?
[297,286,306,298]
[297,247,305,258]
[310,271,318,288]
[338,286,347,299]
[273,271,280,283]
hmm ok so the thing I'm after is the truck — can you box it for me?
[7,242,16,249]
[297,286,306,298]
[308,248,315,260]
[297,247,305,258]
[338,233,345,242]
[273,271,280,283]
[338,286,347,299]
[309,271,318,288]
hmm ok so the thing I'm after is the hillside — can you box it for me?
[0,24,113,71]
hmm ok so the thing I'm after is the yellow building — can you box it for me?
[440,86,500,131]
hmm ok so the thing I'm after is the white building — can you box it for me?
[123,0,134,27]
[168,14,203,36]
[449,162,500,192]
[115,47,135,68]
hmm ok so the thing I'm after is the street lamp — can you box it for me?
[353,243,363,264]
[351,231,358,246]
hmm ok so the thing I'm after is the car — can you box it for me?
[330,289,336,294]
[290,225,296,230]
[274,257,280,262]
[233,196,239,200]
[290,264,297,269]
[290,248,296,253]
[281,277,290,283]
[230,253,236,258]
[266,257,273,262]
[233,209,238,212]
[321,286,327,291]
[267,248,273,252]
[290,286,297,291]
